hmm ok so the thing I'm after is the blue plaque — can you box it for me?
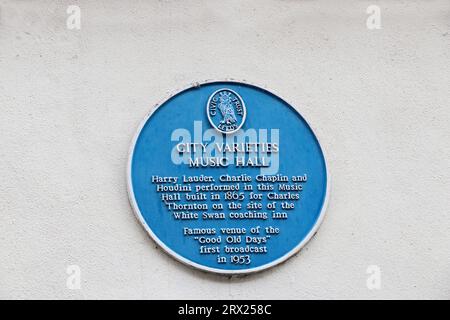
[127,80,329,274]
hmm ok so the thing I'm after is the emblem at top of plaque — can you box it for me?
[207,88,246,134]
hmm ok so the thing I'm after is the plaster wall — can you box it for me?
[0,0,449,299]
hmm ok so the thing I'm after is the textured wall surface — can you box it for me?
[0,0,449,299]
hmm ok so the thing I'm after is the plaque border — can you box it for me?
[126,79,330,275]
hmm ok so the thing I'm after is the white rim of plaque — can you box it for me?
[206,88,247,134]
[127,79,330,275]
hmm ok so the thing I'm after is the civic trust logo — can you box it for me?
[206,88,246,134]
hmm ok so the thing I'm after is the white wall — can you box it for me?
[0,0,449,299]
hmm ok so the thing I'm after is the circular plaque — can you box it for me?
[127,80,329,274]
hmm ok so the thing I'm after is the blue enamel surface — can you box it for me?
[130,82,327,271]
